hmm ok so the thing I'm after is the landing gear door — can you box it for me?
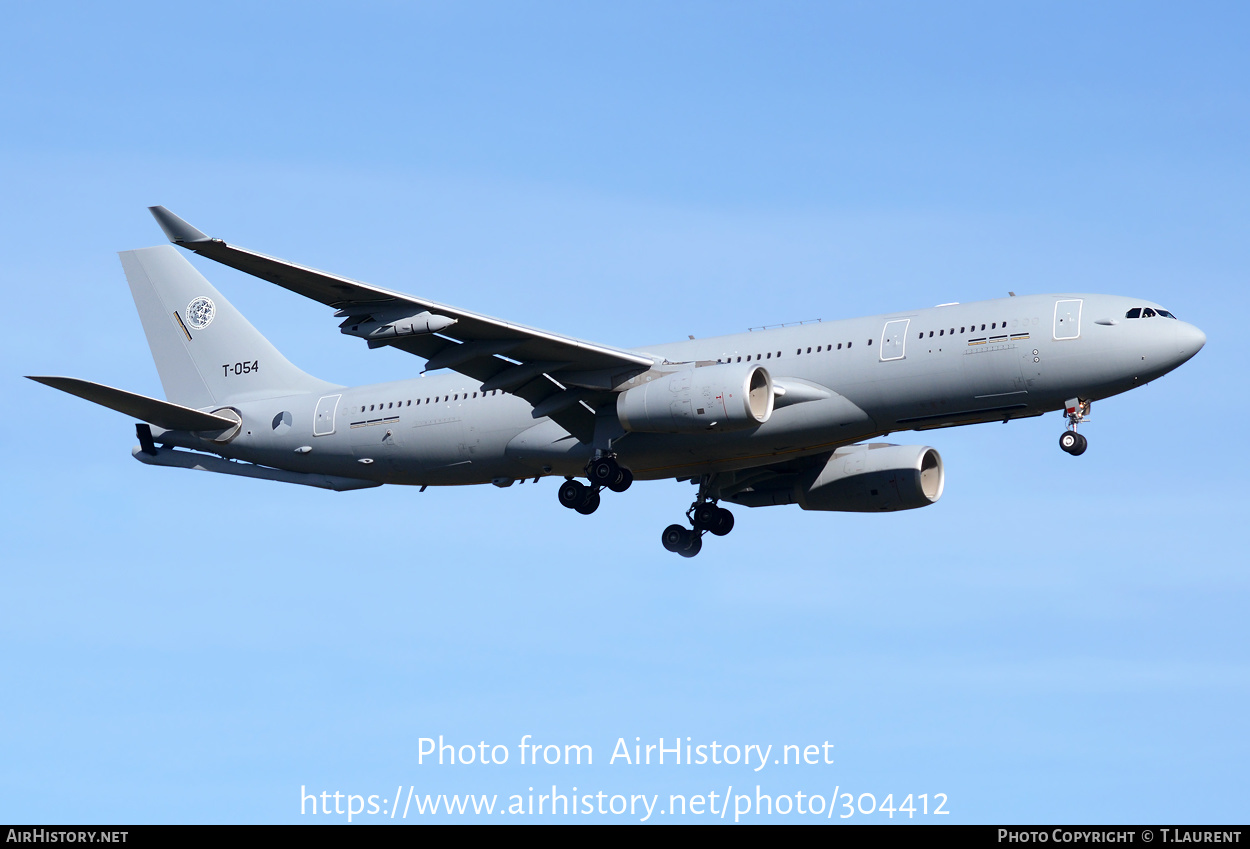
[314,394,341,436]
[879,319,910,361]
[1053,299,1083,340]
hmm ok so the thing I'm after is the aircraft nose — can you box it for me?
[1176,321,1206,360]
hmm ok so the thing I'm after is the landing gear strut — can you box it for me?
[1060,398,1090,456]
[661,476,735,557]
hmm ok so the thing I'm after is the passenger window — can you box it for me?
[766,352,771,359]
[847,341,852,348]
[807,347,812,353]
[939,329,944,336]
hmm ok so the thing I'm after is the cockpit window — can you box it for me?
[1142,308,1157,318]
[1157,309,1177,319]
[1126,308,1141,318]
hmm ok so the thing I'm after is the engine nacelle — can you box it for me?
[799,444,944,512]
[616,363,774,434]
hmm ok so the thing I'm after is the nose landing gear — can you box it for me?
[1060,398,1090,456]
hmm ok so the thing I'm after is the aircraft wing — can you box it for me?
[149,206,656,442]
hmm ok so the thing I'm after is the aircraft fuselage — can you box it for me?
[149,292,1205,486]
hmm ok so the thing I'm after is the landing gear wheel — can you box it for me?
[607,468,633,493]
[709,507,735,537]
[574,488,601,515]
[662,524,687,552]
[1059,431,1087,456]
[589,457,621,487]
[691,503,720,530]
[661,524,702,557]
[558,479,586,508]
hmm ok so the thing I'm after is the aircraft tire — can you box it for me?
[607,468,633,493]
[574,489,601,515]
[662,524,687,552]
[1059,431,1079,454]
[678,532,702,558]
[589,457,620,486]
[558,479,586,508]
[709,507,735,537]
[1070,433,1088,456]
[691,503,719,530]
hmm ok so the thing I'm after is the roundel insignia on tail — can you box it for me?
[186,296,216,330]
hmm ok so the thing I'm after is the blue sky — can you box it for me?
[2,1,1247,823]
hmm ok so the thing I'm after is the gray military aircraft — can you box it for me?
[30,207,1206,556]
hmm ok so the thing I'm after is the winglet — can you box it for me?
[149,206,212,245]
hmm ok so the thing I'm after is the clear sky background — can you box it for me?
[2,1,1247,824]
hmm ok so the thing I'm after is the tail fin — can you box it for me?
[120,245,337,408]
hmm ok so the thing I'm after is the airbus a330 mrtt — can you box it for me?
[30,207,1206,556]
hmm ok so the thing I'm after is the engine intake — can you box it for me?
[616,363,774,434]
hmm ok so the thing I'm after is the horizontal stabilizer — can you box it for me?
[132,446,382,492]
[27,376,238,432]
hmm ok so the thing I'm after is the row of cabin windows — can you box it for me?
[360,389,502,413]
[919,320,1009,340]
[718,341,873,364]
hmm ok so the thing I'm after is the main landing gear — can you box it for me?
[556,455,633,515]
[661,477,735,558]
[1059,398,1090,456]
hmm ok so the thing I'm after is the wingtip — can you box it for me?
[148,206,211,244]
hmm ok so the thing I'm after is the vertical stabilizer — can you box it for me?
[120,245,337,408]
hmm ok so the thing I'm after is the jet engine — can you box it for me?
[799,444,944,512]
[616,363,774,434]
[723,444,944,512]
